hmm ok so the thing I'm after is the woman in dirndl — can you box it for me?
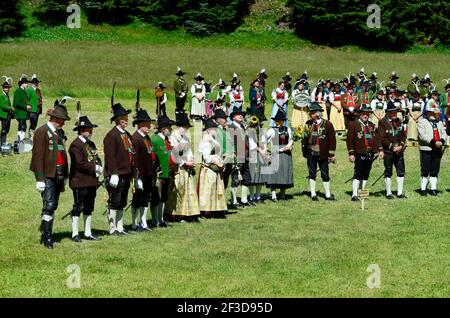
[407,91,425,141]
[327,83,346,132]
[270,81,289,127]
[369,90,387,126]
[247,118,268,204]
[198,118,227,218]
[264,109,294,201]
[290,80,310,130]
[190,73,206,121]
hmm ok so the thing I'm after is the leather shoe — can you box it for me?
[311,195,319,201]
[42,236,54,249]
[420,190,427,196]
[158,222,168,228]
[325,194,336,201]
[397,194,407,199]
[351,196,359,202]
[386,194,395,200]
[429,190,438,196]
[71,235,82,243]
[83,234,101,241]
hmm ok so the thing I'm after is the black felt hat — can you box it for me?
[132,109,152,126]
[175,112,193,127]
[73,115,98,131]
[111,103,132,122]
[213,108,228,120]
[157,115,176,130]
[271,109,287,121]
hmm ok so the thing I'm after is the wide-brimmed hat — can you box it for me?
[230,106,246,118]
[370,72,377,80]
[1,76,12,88]
[309,101,324,112]
[431,90,440,96]
[132,109,152,126]
[49,105,71,121]
[175,112,193,127]
[156,81,166,89]
[110,103,132,122]
[412,90,421,97]
[357,104,373,113]
[389,72,399,81]
[385,101,398,112]
[445,83,450,90]
[282,72,292,83]
[194,73,204,81]
[73,115,98,131]
[31,74,40,85]
[258,69,268,79]
[157,115,176,130]
[203,118,218,131]
[271,109,287,121]
[213,108,228,120]
[250,78,260,86]
[425,100,440,113]
[18,74,30,85]
[176,66,186,76]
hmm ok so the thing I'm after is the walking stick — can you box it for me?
[345,154,379,184]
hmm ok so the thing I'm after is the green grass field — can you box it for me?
[1,23,450,297]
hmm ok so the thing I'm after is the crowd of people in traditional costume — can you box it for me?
[1,68,449,249]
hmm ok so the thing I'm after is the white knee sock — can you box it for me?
[130,207,138,229]
[108,209,117,234]
[71,216,79,237]
[362,180,368,189]
[352,179,360,197]
[241,185,249,203]
[83,215,92,237]
[116,210,124,232]
[323,181,331,198]
[421,176,428,190]
[231,187,238,204]
[430,177,438,190]
[140,207,148,228]
[271,190,277,200]
[309,179,317,197]
[397,177,404,195]
[158,203,165,223]
[384,177,392,196]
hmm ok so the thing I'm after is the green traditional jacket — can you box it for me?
[439,93,449,108]
[173,77,188,99]
[26,87,39,113]
[150,133,172,179]
[0,92,12,119]
[13,87,29,120]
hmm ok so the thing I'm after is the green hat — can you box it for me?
[309,102,324,112]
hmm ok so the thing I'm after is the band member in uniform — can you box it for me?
[103,103,135,235]
[265,109,294,201]
[369,90,386,126]
[291,79,310,130]
[0,77,13,146]
[302,102,336,201]
[155,82,167,117]
[347,104,384,201]
[198,118,228,218]
[418,101,448,196]
[378,102,407,199]
[30,102,71,249]
[174,67,188,115]
[270,81,289,127]
[190,73,206,121]
[341,84,359,129]
[68,116,103,242]
[27,74,43,138]
[13,75,31,142]
[249,79,264,122]
[282,72,293,95]
[130,109,158,231]
[407,91,424,141]
[213,108,233,189]
[170,112,200,221]
[247,114,267,203]
[150,116,176,227]
[229,106,252,207]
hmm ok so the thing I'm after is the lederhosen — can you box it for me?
[230,123,251,187]
[70,139,99,217]
[306,122,330,182]
[354,121,376,181]
[420,120,444,178]
[382,119,405,178]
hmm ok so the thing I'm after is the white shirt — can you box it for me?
[138,129,146,138]
[47,121,57,133]
[116,126,125,134]
[272,88,288,105]
[170,129,193,165]
[265,127,293,150]
[199,133,222,164]
[78,135,87,143]
[191,83,205,98]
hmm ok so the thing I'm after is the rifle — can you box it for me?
[371,145,408,186]
[135,89,141,112]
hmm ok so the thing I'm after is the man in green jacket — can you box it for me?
[173,67,188,115]
[27,74,43,138]
[13,75,31,141]
[0,77,13,146]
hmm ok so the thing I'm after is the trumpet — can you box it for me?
[246,115,259,128]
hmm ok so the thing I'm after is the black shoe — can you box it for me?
[429,190,438,196]
[131,226,141,232]
[397,194,407,199]
[325,194,336,201]
[351,196,359,202]
[71,235,82,243]
[158,222,168,228]
[311,195,319,201]
[141,226,152,232]
[386,194,395,200]
[42,236,54,249]
[420,190,427,196]
[83,234,101,241]
[240,201,251,207]
[116,231,129,236]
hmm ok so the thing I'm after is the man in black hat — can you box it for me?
[13,74,31,142]
[174,67,188,115]
[130,109,158,231]
[302,102,336,201]
[27,74,43,139]
[155,81,168,117]
[103,103,135,236]
[150,115,176,227]
[346,104,384,201]
[213,108,233,188]
[282,72,293,95]
[228,106,252,207]
[0,77,13,146]
[68,115,102,242]
[30,101,71,249]
[378,102,407,199]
